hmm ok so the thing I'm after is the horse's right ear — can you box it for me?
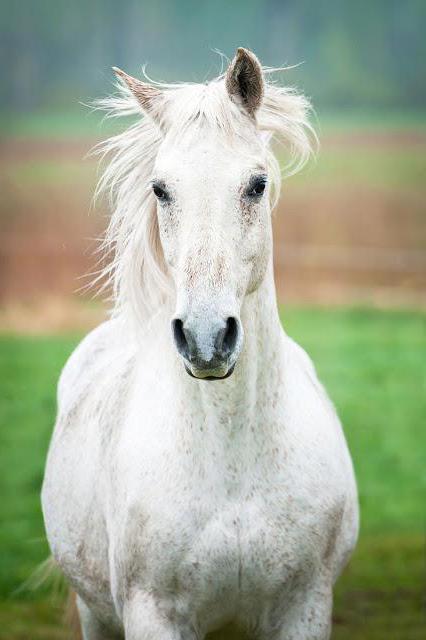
[113,67,165,123]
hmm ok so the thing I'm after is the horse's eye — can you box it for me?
[152,183,169,201]
[246,176,267,198]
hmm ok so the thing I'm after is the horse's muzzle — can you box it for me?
[172,316,241,380]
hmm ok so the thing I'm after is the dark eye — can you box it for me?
[246,176,267,198]
[152,182,169,201]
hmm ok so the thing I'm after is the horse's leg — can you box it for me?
[123,591,196,640]
[266,580,333,640]
[77,596,123,640]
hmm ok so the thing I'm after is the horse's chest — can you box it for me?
[112,412,335,625]
[118,476,316,625]
[177,500,304,593]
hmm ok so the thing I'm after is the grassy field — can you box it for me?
[0,307,424,638]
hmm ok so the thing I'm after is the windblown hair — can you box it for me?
[92,66,315,326]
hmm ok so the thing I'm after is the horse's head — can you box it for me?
[107,49,313,380]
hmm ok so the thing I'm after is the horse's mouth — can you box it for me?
[184,363,235,381]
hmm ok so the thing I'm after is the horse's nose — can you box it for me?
[172,316,240,376]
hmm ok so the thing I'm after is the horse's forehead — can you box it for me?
[154,130,263,183]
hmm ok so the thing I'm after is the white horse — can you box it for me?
[42,48,358,640]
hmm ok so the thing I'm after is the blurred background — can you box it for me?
[0,1,424,638]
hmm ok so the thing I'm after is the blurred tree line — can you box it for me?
[1,0,425,112]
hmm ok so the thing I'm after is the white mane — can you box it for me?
[92,68,316,326]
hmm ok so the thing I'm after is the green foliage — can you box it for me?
[0,307,425,636]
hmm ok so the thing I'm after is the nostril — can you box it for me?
[222,317,239,356]
[172,319,189,360]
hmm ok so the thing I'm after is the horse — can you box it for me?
[42,48,358,640]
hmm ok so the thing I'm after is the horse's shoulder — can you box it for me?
[281,334,353,473]
[283,334,318,377]
[57,318,134,411]
[57,321,112,398]
[282,334,332,406]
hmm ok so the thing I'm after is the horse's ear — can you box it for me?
[225,48,264,117]
[113,67,164,121]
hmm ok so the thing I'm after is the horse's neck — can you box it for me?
[184,260,284,423]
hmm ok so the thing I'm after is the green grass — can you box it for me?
[0,307,425,638]
[281,307,426,536]
[291,148,426,188]
[0,336,79,597]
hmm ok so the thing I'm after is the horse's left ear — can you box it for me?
[225,48,264,117]
[113,67,165,123]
